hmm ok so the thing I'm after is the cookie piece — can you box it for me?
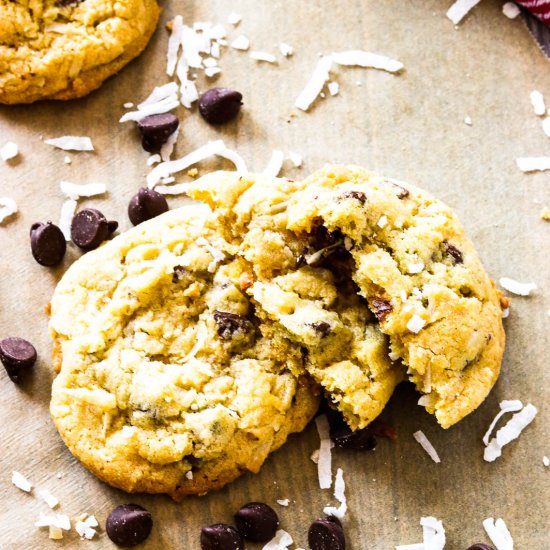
[0,0,160,104]
[188,173,405,431]
[49,204,319,499]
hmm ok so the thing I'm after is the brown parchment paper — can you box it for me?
[0,1,548,548]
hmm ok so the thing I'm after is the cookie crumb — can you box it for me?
[187,168,199,177]
[482,399,523,445]
[541,206,550,220]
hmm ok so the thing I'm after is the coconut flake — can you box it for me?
[315,414,333,489]
[12,471,32,492]
[543,456,549,467]
[408,262,424,274]
[279,42,294,57]
[530,90,546,116]
[167,15,184,76]
[38,489,59,509]
[59,181,106,200]
[210,42,221,59]
[228,12,242,25]
[182,324,207,362]
[160,128,180,162]
[328,81,339,96]
[262,529,293,550]
[395,544,424,550]
[323,467,347,519]
[123,102,134,109]
[205,67,222,78]
[119,97,180,123]
[483,517,514,550]
[59,199,78,241]
[499,277,536,296]
[516,157,550,172]
[288,152,302,167]
[181,80,199,109]
[0,197,18,224]
[121,425,137,438]
[44,136,94,151]
[185,470,193,479]
[295,55,333,111]
[276,499,290,507]
[377,215,388,228]
[155,183,188,195]
[420,516,446,550]
[1,141,19,161]
[264,150,285,177]
[147,154,161,166]
[138,82,179,109]
[407,315,426,333]
[413,430,441,463]
[464,115,473,125]
[542,117,550,138]
[483,399,524,446]
[502,2,520,19]
[231,35,250,51]
[446,0,483,25]
[63,155,72,164]
[197,237,226,272]
[331,50,403,73]
[250,51,277,63]
[75,516,97,540]
[484,403,538,462]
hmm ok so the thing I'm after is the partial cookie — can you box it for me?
[49,204,319,499]
[188,173,405,431]
[0,0,160,104]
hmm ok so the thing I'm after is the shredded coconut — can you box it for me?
[120,97,180,123]
[288,152,303,167]
[295,55,333,111]
[182,324,207,363]
[484,403,538,462]
[161,127,180,162]
[155,183,188,195]
[59,181,106,200]
[147,154,161,166]
[38,489,59,509]
[279,42,294,57]
[502,2,520,19]
[123,102,134,109]
[63,155,71,164]
[276,499,290,506]
[413,430,441,463]
[516,157,550,172]
[138,82,179,109]
[264,150,285,177]
[323,467,347,519]
[231,35,250,51]
[12,471,32,492]
[250,51,277,63]
[530,90,546,116]
[1,141,19,161]
[0,197,18,224]
[75,515,98,540]
[185,470,194,480]
[315,414,333,489]
[44,136,94,151]
[408,262,424,274]
[543,456,549,467]
[262,529,293,550]
[205,67,222,77]
[499,277,536,296]
[197,237,226,272]
[464,115,473,125]
[542,117,550,138]
[59,199,78,241]
[228,12,242,26]
[407,315,426,333]
[483,517,514,550]
[377,215,389,228]
[396,516,445,550]
[36,513,71,531]
[483,399,523,446]
[166,15,184,76]
[331,50,403,72]
[446,0,483,25]
[328,81,340,96]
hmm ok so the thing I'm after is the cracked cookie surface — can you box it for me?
[0,0,160,104]
[49,204,319,499]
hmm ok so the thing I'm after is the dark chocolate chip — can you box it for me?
[199,88,243,125]
[326,408,377,451]
[340,190,367,204]
[234,502,279,542]
[308,321,331,338]
[466,545,495,550]
[308,517,346,550]
[200,523,244,550]
[137,113,179,153]
[30,222,66,266]
[106,504,152,547]
[391,182,410,199]
[0,337,37,383]
[370,298,393,323]
[71,208,117,250]
[443,241,464,264]
[213,311,253,340]
[128,187,169,225]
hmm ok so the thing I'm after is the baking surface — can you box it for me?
[0,0,548,548]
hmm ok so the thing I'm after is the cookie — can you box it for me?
[188,166,506,429]
[0,0,160,104]
[49,204,319,499]
[188,173,405,431]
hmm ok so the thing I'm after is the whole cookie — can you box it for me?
[188,167,506,429]
[49,204,319,499]
[0,0,160,104]
[188,173,405,431]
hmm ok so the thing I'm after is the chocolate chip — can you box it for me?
[391,182,410,199]
[308,517,346,550]
[234,502,279,542]
[71,208,117,250]
[443,241,463,264]
[200,523,244,550]
[340,190,367,204]
[370,298,393,323]
[106,504,152,547]
[199,88,243,125]
[30,222,66,266]
[466,545,495,550]
[308,321,331,338]
[326,408,377,451]
[137,113,179,153]
[128,188,169,225]
[213,311,253,340]
[0,337,37,383]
